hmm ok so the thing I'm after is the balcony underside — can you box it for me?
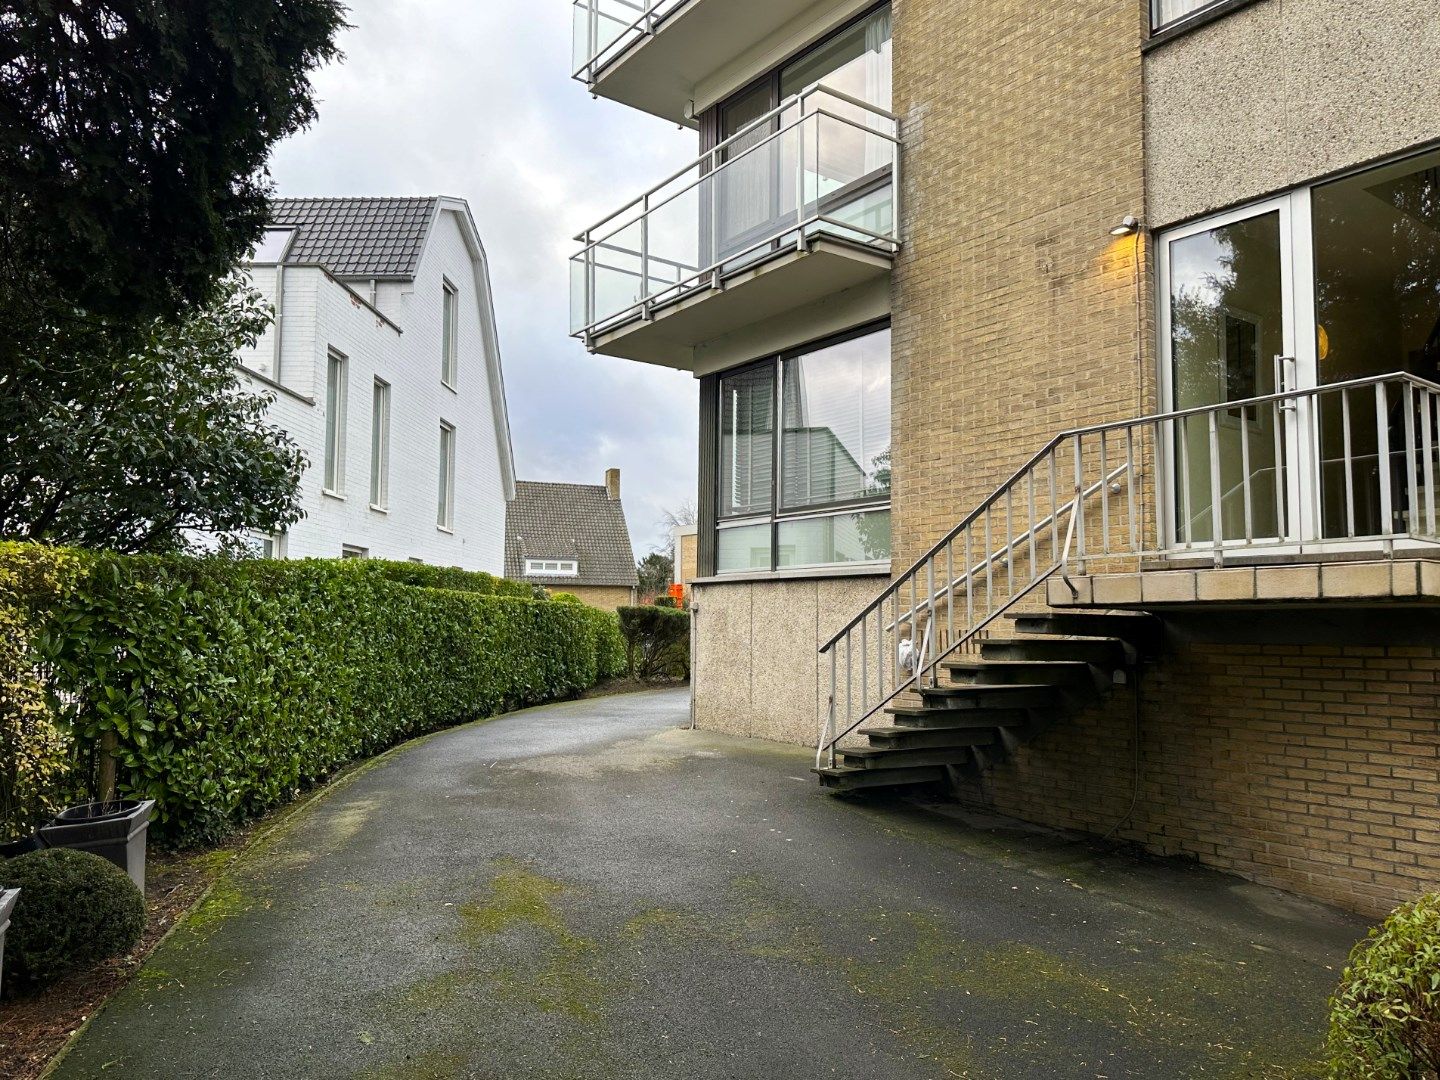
[1048,558,1440,609]
[587,236,893,370]
[589,0,856,125]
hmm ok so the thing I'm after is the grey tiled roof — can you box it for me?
[268,197,439,278]
[505,481,639,588]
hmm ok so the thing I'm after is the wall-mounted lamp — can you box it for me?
[1109,215,1142,237]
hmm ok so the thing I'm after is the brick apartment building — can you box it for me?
[567,0,1439,914]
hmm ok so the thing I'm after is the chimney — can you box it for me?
[604,467,621,501]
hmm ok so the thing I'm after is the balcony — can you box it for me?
[572,0,858,124]
[569,86,899,370]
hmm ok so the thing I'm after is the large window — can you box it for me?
[370,378,391,510]
[716,323,891,573]
[323,349,348,495]
[707,4,892,264]
[437,421,456,530]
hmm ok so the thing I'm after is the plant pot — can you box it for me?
[0,888,17,993]
[0,834,45,859]
[40,799,156,892]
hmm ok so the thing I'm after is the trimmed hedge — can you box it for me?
[1326,892,1440,1079]
[1,848,146,998]
[0,545,625,845]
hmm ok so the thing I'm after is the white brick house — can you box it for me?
[237,196,516,570]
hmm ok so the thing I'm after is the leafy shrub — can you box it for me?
[0,545,620,845]
[652,595,677,609]
[1326,892,1440,1079]
[0,543,87,839]
[617,606,690,681]
[1,848,146,997]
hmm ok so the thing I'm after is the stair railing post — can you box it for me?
[925,558,936,689]
[828,649,838,767]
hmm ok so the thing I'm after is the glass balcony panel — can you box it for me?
[580,220,646,333]
[571,94,898,338]
[572,0,658,76]
[644,183,702,304]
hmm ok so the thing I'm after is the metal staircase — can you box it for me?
[813,372,1440,794]
[815,609,1160,791]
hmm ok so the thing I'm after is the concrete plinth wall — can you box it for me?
[691,575,889,744]
[952,613,1440,917]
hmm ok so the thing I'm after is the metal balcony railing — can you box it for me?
[816,372,1440,767]
[571,0,686,85]
[569,84,900,343]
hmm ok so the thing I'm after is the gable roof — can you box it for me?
[268,197,438,279]
[505,481,639,588]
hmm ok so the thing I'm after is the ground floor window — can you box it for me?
[715,321,891,572]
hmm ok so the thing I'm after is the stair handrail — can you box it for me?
[816,371,1440,771]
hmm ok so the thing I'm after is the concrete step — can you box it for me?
[1007,610,1162,655]
[980,635,1134,667]
[866,724,1016,750]
[884,705,1033,729]
[919,683,1061,711]
[839,742,989,770]
[813,764,946,792]
[941,658,1109,692]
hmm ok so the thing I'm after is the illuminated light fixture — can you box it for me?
[1110,215,1142,237]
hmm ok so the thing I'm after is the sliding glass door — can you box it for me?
[1159,146,1440,551]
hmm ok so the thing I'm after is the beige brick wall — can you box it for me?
[676,532,699,592]
[551,585,635,611]
[890,0,1151,570]
[952,640,1440,917]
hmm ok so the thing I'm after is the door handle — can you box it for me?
[1274,355,1297,412]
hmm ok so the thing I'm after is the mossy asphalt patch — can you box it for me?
[48,688,1365,1079]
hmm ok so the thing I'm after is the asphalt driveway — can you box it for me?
[52,688,1365,1079]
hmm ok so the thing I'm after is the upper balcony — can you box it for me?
[572,0,869,124]
[569,85,899,371]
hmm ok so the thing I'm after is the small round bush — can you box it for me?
[1,848,146,997]
[1326,892,1440,1079]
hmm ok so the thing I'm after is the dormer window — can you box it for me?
[526,558,579,577]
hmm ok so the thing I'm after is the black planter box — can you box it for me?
[40,799,156,892]
[0,834,44,860]
[0,888,18,992]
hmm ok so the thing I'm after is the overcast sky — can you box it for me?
[267,1,698,555]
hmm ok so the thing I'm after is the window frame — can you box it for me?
[323,348,349,496]
[370,377,391,511]
[437,420,457,531]
[714,319,892,575]
[525,558,579,577]
[1146,0,1267,43]
[441,278,459,390]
